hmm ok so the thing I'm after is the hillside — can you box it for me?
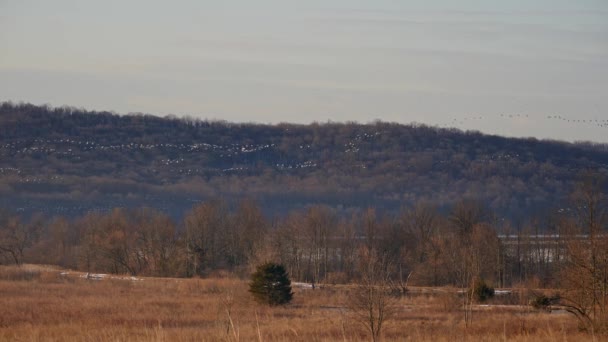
[1,102,607,219]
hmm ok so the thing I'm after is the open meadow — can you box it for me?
[0,265,593,342]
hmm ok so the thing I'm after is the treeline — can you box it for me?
[2,102,608,220]
[1,173,606,289]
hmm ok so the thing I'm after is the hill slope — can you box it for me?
[1,102,607,219]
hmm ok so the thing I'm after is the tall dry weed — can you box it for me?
[0,268,599,341]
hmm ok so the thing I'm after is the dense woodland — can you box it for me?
[2,102,608,220]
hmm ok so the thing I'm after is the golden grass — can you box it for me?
[0,265,595,341]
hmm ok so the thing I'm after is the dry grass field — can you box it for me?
[0,265,595,341]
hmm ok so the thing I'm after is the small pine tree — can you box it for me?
[249,262,293,306]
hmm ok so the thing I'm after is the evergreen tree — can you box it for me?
[249,262,293,306]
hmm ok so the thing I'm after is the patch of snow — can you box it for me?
[81,273,107,280]
[80,273,143,281]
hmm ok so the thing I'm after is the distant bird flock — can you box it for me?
[444,114,608,129]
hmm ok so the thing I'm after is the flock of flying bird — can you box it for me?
[445,113,608,129]
[544,115,608,128]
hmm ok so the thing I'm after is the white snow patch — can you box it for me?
[80,273,143,281]
[81,273,107,280]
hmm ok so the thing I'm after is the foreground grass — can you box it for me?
[0,265,592,341]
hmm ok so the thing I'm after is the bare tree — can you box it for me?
[560,173,608,332]
[362,207,379,253]
[400,202,441,286]
[96,209,138,275]
[449,199,489,239]
[442,220,501,327]
[28,216,74,268]
[273,212,305,281]
[78,212,103,273]
[227,199,268,272]
[348,248,397,342]
[0,212,41,266]
[336,216,358,282]
[184,200,229,276]
[133,208,181,277]
[303,205,334,287]
[402,202,439,264]
[48,216,71,266]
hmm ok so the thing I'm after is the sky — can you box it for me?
[1,0,607,142]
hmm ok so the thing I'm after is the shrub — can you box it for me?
[531,293,560,311]
[249,262,293,306]
[473,279,495,302]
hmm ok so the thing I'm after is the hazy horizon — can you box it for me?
[1,0,607,142]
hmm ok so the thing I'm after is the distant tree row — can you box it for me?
[1,173,605,294]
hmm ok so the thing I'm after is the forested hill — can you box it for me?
[1,102,607,219]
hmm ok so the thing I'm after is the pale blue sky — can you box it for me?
[1,0,607,142]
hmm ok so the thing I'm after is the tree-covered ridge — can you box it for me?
[1,102,607,219]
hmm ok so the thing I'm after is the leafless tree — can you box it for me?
[185,200,229,276]
[449,199,490,239]
[273,212,306,281]
[303,205,334,287]
[399,202,441,286]
[560,173,608,332]
[348,248,397,342]
[229,199,268,272]
[0,212,41,266]
[133,208,181,277]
